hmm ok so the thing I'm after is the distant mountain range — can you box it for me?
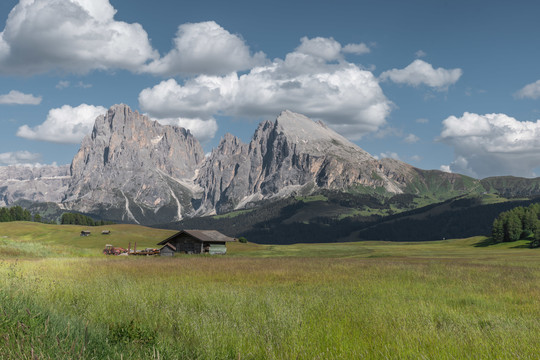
[2,104,540,241]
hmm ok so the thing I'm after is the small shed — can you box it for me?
[159,242,176,257]
[157,230,236,256]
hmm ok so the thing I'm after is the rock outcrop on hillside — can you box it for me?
[0,165,70,206]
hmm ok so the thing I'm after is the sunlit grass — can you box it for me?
[0,222,539,358]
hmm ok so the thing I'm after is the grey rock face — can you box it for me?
[0,165,70,206]
[197,110,407,214]
[196,133,251,214]
[64,104,205,224]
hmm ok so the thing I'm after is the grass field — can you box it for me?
[0,222,539,359]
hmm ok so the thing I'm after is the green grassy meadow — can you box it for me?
[0,222,539,359]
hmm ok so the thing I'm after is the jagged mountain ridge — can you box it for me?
[196,110,408,215]
[63,104,205,224]
[1,104,528,225]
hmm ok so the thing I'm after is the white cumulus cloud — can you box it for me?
[380,59,462,90]
[515,79,540,99]
[0,150,41,165]
[144,21,266,76]
[342,43,370,55]
[17,104,107,143]
[296,36,343,61]
[157,117,218,144]
[379,152,400,160]
[440,165,452,173]
[296,36,370,61]
[0,0,157,75]
[0,90,41,105]
[440,112,540,178]
[415,50,426,58]
[140,37,391,141]
[404,133,420,144]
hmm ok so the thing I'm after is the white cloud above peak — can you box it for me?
[0,90,41,105]
[157,117,218,144]
[380,59,462,90]
[144,21,266,76]
[0,0,157,75]
[0,150,41,165]
[17,104,107,143]
[140,36,391,141]
[440,112,540,178]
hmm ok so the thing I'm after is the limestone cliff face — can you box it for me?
[196,110,407,214]
[0,165,70,206]
[64,104,204,224]
[196,133,251,214]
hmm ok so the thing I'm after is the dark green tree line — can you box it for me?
[491,203,540,247]
[60,212,114,226]
[0,206,35,222]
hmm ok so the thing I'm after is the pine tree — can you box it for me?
[0,208,10,222]
[521,208,536,233]
[9,206,24,221]
[532,222,540,248]
[504,213,522,242]
[492,218,504,243]
[22,209,32,221]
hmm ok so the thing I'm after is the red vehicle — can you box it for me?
[103,244,127,255]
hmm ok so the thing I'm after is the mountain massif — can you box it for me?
[0,165,70,207]
[64,105,204,224]
[2,104,540,241]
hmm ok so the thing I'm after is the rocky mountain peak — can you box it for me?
[196,111,408,214]
[215,133,246,155]
[272,110,371,158]
[64,104,205,224]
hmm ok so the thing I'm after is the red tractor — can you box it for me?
[103,244,127,255]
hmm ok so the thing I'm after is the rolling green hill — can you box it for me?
[481,176,540,197]
[0,222,175,257]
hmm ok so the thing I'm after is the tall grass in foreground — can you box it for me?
[0,255,539,359]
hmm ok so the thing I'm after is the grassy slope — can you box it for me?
[0,222,539,359]
[481,176,540,198]
[0,222,176,257]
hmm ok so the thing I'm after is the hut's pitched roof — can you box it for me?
[161,242,176,251]
[157,230,236,245]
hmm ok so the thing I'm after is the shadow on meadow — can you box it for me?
[473,238,495,247]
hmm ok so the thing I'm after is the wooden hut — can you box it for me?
[157,230,236,256]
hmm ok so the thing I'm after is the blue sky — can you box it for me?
[1,0,540,178]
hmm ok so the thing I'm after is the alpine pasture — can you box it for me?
[0,222,539,359]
